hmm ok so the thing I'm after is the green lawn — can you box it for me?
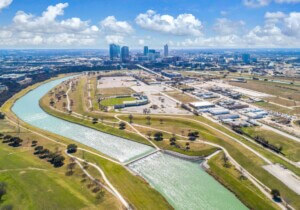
[119,114,300,209]
[100,97,136,106]
[208,152,279,210]
[14,75,300,209]
[241,126,300,162]
[0,140,118,210]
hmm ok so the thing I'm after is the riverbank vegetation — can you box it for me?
[39,74,300,209]
[0,76,174,210]
[208,152,279,210]
[0,119,121,210]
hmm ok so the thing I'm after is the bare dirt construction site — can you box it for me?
[96,76,192,115]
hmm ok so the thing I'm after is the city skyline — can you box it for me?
[0,0,300,49]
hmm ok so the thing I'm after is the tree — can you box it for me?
[9,137,23,147]
[31,140,38,147]
[146,116,151,125]
[169,135,176,145]
[222,153,231,168]
[271,189,281,201]
[185,142,190,150]
[119,122,126,130]
[0,182,7,201]
[92,118,98,124]
[49,98,55,106]
[128,114,133,124]
[52,155,65,167]
[67,144,78,153]
[39,149,50,159]
[188,131,199,141]
[66,162,76,176]
[34,146,43,155]
[95,189,105,203]
[154,132,163,141]
[0,112,5,120]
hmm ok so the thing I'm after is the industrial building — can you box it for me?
[114,95,149,109]
[218,114,240,120]
[189,101,215,109]
[208,108,230,115]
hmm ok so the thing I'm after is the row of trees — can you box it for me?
[33,144,65,168]
[233,127,283,154]
[1,134,23,147]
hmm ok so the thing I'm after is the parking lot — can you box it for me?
[97,76,191,115]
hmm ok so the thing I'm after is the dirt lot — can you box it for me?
[265,97,300,107]
[229,80,300,102]
[164,91,198,103]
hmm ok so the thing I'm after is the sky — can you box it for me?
[0,0,299,49]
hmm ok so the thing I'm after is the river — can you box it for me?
[12,76,247,210]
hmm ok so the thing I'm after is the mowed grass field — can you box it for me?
[229,80,300,102]
[100,97,135,106]
[97,87,135,97]
[241,126,300,162]
[0,120,120,210]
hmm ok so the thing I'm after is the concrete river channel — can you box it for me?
[12,76,247,210]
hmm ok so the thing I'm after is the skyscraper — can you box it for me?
[109,44,120,60]
[121,46,130,62]
[144,46,149,56]
[164,44,168,57]
[242,54,250,64]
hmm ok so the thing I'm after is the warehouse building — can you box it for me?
[218,114,240,120]
[208,108,230,115]
[189,101,215,109]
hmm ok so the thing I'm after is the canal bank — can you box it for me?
[10,76,248,210]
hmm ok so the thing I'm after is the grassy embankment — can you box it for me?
[0,75,173,210]
[208,152,279,210]
[74,150,173,210]
[42,76,300,209]
[0,119,120,210]
[242,126,300,162]
[119,114,300,209]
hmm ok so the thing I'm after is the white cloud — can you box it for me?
[244,0,300,7]
[283,12,300,37]
[265,11,286,19]
[0,2,100,47]
[138,39,145,45]
[0,0,12,12]
[275,0,300,3]
[100,16,133,34]
[105,35,124,44]
[213,18,245,35]
[243,0,271,7]
[179,12,300,48]
[135,10,203,36]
